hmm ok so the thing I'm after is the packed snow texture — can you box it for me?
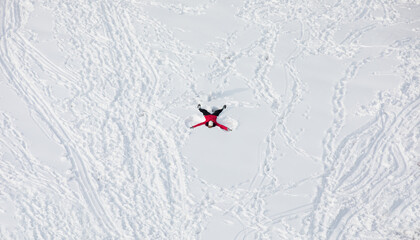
[0,0,419,239]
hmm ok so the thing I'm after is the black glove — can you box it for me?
[223,105,226,109]
[197,104,201,109]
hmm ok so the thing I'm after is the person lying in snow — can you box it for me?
[190,104,231,131]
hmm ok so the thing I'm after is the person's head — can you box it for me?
[207,121,214,128]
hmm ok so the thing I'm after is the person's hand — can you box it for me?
[227,128,232,131]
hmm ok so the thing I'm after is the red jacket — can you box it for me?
[191,115,229,131]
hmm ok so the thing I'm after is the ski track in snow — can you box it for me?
[0,0,419,239]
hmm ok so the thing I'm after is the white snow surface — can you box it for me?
[0,0,419,239]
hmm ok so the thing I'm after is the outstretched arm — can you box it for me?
[190,121,206,129]
[216,123,231,131]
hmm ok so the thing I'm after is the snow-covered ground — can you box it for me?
[1,0,419,239]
